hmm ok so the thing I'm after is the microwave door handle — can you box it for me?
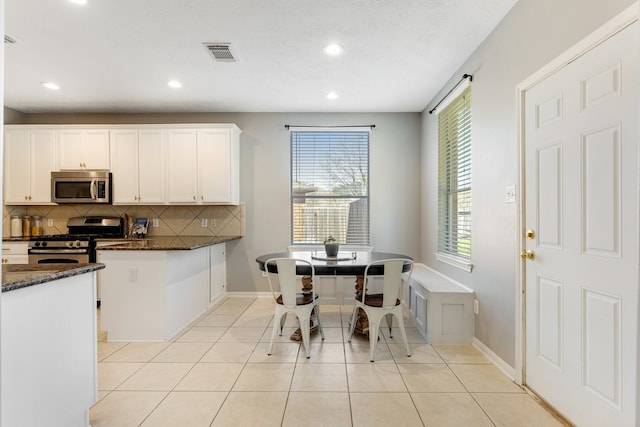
[90,179,97,200]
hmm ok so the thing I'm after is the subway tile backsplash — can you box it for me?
[2,203,245,238]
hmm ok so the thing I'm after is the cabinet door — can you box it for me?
[138,130,166,204]
[167,130,198,203]
[4,130,31,204]
[82,129,110,170]
[209,244,226,304]
[110,130,140,204]
[29,130,56,204]
[197,129,232,203]
[58,129,110,170]
[57,129,85,169]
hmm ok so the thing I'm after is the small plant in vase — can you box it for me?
[323,235,340,257]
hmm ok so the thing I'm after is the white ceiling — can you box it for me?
[4,0,518,114]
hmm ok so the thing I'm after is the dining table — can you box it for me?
[256,250,413,338]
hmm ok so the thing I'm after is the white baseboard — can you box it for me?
[226,291,272,298]
[472,337,517,382]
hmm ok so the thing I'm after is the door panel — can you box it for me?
[523,21,638,426]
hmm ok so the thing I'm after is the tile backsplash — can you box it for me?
[2,203,245,238]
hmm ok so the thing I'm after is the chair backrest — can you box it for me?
[363,259,414,308]
[264,258,315,307]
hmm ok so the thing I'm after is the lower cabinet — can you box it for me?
[98,244,227,341]
[1,273,98,427]
[2,241,29,264]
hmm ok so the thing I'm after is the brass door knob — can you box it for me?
[526,229,535,239]
[520,250,535,260]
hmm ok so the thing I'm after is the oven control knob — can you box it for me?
[34,241,40,247]
[42,242,47,247]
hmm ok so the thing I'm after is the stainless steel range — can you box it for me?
[28,216,124,264]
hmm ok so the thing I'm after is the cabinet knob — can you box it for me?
[193,196,196,201]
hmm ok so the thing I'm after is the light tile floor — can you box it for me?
[91,297,569,427]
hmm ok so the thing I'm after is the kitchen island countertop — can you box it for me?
[2,263,105,292]
[95,235,241,251]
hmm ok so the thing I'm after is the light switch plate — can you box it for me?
[505,185,516,203]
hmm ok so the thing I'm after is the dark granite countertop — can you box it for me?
[2,263,105,292]
[95,235,241,251]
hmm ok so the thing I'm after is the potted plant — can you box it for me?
[323,235,340,257]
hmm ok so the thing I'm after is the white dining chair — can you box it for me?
[264,257,324,358]
[348,258,413,362]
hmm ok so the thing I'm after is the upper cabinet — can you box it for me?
[58,128,110,170]
[4,128,56,205]
[167,125,240,205]
[3,124,240,206]
[110,129,165,204]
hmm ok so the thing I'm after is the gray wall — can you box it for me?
[420,0,636,367]
[9,112,422,294]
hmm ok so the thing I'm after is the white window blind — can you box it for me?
[291,131,369,245]
[438,86,472,261]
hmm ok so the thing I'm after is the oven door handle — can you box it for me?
[28,248,89,254]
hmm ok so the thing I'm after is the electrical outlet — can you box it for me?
[201,218,208,227]
[211,219,217,227]
[152,218,159,228]
[474,299,480,315]
[47,218,54,227]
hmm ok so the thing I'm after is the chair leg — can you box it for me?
[395,311,411,357]
[314,304,325,340]
[279,312,287,336]
[367,313,380,362]
[299,313,311,358]
[347,305,358,342]
[268,310,283,356]
[385,313,393,337]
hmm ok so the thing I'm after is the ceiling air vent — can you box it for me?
[203,43,236,62]
[4,35,16,44]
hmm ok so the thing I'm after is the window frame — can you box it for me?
[435,84,473,272]
[289,129,370,247]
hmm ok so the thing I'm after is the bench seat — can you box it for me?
[405,263,475,344]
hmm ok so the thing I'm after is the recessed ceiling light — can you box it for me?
[323,43,344,56]
[326,91,339,100]
[69,0,87,5]
[41,82,60,90]
[167,80,182,88]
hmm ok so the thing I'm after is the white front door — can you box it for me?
[523,20,639,426]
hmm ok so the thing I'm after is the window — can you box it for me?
[437,86,472,269]
[290,130,369,245]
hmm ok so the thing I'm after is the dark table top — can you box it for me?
[256,251,413,276]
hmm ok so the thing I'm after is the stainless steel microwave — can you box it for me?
[51,171,112,204]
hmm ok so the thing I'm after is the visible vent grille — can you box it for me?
[203,43,236,62]
[4,35,16,44]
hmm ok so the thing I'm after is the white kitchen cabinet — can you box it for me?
[110,129,165,204]
[198,128,239,204]
[167,129,199,203]
[167,126,240,204]
[3,128,56,205]
[2,242,29,265]
[58,128,110,170]
[209,243,226,305]
[98,248,210,341]
[1,272,98,426]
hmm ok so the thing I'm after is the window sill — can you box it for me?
[435,252,473,272]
